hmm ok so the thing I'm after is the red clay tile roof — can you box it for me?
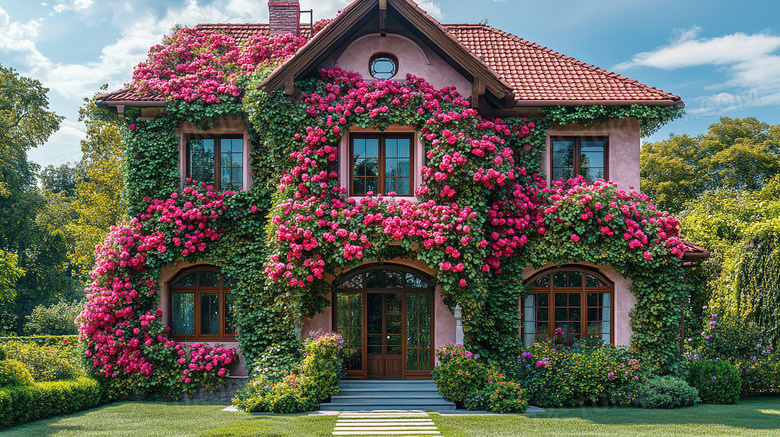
[100,88,166,103]
[444,24,679,104]
[100,21,680,106]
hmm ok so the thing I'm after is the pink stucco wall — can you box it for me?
[334,33,472,96]
[541,118,642,192]
[520,263,636,346]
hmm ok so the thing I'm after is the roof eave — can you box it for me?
[513,98,684,107]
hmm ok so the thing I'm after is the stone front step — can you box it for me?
[332,410,441,436]
[322,381,455,411]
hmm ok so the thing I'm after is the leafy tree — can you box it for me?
[0,64,79,334]
[64,87,126,277]
[0,250,24,302]
[681,177,780,345]
[39,162,85,197]
[641,117,780,212]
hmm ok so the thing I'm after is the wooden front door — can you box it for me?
[334,265,435,380]
[367,293,402,378]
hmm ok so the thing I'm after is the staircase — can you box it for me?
[320,380,456,411]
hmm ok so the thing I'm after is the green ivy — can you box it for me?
[541,104,684,137]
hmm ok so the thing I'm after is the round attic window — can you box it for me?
[369,54,398,79]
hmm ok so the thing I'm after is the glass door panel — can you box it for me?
[406,292,433,372]
[336,292,363,372]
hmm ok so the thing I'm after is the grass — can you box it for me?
[433,396,780,436]
[1,402,337,437]
[3,397,779,436]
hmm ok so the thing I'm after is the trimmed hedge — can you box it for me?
[0,335,79,347]
[0,377,103,429]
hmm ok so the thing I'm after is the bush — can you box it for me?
[503,341,644,408]
[23,300,83,336]
[689,360,741,404]
[432,354,491,404]
[300,331,344,401]
[5,341,83,382]
[735,354,780,395]
[0,335,79,347]
[0,344,6,361]
[0,360,34,387]
[234,331,343,413]
[463,390,489,411]
[249,341,303,383]
[486,379,529,413]
[0,377,102,429]
[634,376,699,409]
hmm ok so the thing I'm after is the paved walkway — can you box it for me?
[332,410,441,436]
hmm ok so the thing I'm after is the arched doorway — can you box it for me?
[334,264,434,379]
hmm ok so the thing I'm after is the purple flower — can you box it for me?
[705,335,712,340]
[712,376,717,380]
[607,372,615,378]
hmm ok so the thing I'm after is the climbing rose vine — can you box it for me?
[130,28,306,102]
[79,183,239,382]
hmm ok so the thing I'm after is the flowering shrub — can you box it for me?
[433,346,492,405]
[0,360,34,387]
[688,360,741,404]
[436,343,480,365]
[499,341,645,407]
[486,379,529,413]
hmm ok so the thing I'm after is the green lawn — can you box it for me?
[3,397,779,436]
[434,396,780,437]
[1,402,337,437]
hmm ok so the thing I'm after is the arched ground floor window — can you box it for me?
[168,267,236,342]
[522,266,614,347]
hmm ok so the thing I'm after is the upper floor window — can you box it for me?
[187,136,243,191]
[522,267,613,348]
[350,134,413,196]
[551,137,607,183]
[169,268,236,341]
[369,54,398,80]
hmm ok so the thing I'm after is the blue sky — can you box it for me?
[2,0,779,168]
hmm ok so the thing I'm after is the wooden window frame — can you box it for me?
[550,136,609,182]
[522,266,615,347]
[185,135,244,191]
[169,267,236,342]
[349,133,414,197]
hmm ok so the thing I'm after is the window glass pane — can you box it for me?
[224,293,235,335]
[419,348,430,370]
[568,293,581,307]
[200,293,219,335]
[224,276,238,287]
[586,275,608,288]
[385,138,398,158]
[366,139,379,158]
[190,139,215,185]
[554,272,567,287]
[568,271,582,287]
[552,167,573,181]
[397,139,410,158]
[537,293,548,307]
[199,271,220,287]
[171,293,195,335]
[174,273,196,288]
[366,177,378,194]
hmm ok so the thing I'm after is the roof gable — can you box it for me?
[261,0,514,106]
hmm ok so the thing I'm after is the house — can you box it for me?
[92,0,707,381]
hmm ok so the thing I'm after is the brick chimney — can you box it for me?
[268,0,301,37]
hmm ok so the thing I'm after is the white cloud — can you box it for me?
[615,26,780,70]
[616,26,780,108]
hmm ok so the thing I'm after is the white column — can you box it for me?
[454,304,463,345]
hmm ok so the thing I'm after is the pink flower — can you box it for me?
[643,251,652,260]
[570,234,580,242]
[459,279,467,287]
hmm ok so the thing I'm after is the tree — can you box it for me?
[0,250,23,302]
[39,162,85,197]
[641,117,780,212]
[680,177,780,345]
[0,64,79,334]
[64,87,126,277]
